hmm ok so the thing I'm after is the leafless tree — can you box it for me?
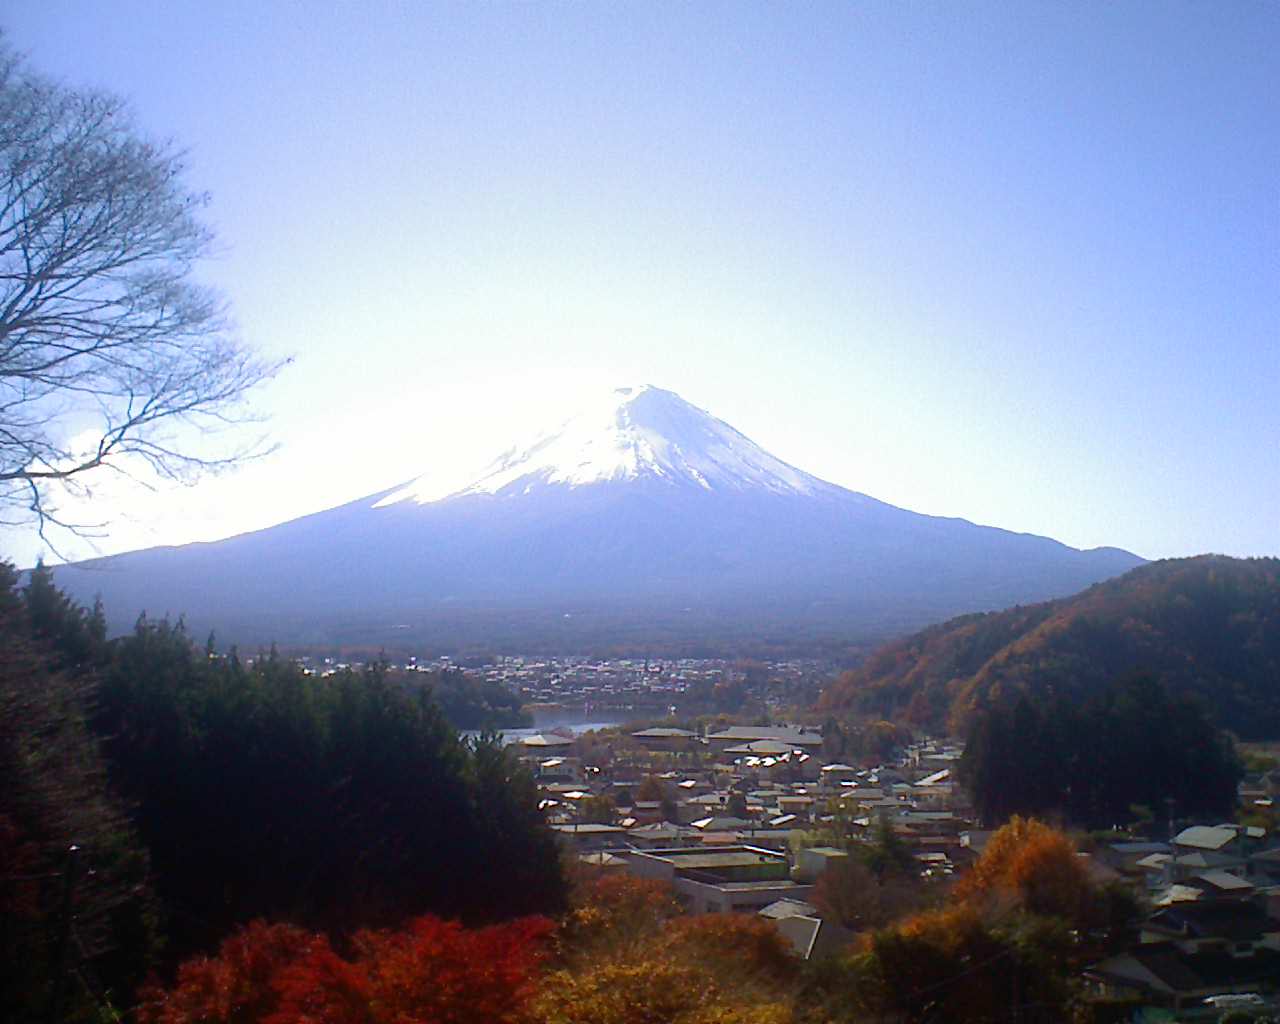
[0,40,284,544]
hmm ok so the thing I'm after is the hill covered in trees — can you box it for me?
[1,565,565,1021]
[819,555,1280,740]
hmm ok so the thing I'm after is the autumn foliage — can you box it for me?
[954,815,1095,922]
[138,876,801,1024]
[664,915,798,990]
[137,921,314,1024]
[537,906,797,1024]
[798,819,1101,1022]
[560,872,681,957]
[138,915,554,1024]
[533,957,793,1024]
[821,554,1280,741]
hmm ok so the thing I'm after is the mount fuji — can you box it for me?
[51,385,1143,651]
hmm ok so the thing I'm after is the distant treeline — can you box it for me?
[1,563,565,1022]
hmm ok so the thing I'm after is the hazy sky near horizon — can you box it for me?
[3,2,1277,567]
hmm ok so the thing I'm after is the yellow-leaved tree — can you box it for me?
[537,874,798,1024]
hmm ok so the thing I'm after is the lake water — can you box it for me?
[464,705,660,744]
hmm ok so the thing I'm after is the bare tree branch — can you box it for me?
[0,38,286,543]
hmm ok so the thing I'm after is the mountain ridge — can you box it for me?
[48,385,1145,650]
[818,554,1280,739]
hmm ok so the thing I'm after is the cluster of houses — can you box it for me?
[531,726,969,869]
[1086,823,1280,1016]
[411,654,831,715]
[523,726,975,953]
[297,652,832,717]
[516,722,1280,1019]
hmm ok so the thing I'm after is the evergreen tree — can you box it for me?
[960,672,1241,828]
[88,613,565,960]
[0,563,159,1022]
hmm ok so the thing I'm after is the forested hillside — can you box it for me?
[820,555,1280,739]
[2,564,565,1020]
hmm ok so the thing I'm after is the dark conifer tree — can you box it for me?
[87,611,566,960]
[0,563,159,1022]
[960,671,1241,829]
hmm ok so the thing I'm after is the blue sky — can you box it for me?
[3,2,1277,566]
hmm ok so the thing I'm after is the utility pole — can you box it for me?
[47,844,81,1024]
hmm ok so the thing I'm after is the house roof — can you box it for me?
[519,733,575,747]
[1135,853,1173,870]
[1108,841,1172,856]
[1173,825,1238,852]
[773,914,823,959]
[579,852,628,867]
[1153,884,1207,906]
[740,833,805,850]
[632,727,697,739]
[1173,851,1237,870]
[646,849,786,871]
[1192,870,1254,894]
[768,912,855,960]
[1148,900,1280,942]
[702,832,745,847]
[630,821,685,835]
[551,823,626,835]
[1088,942,1280,996]
[726,740,800,755]
[707,726,823,746]
[758,898,819,920]
[693,816,752,831]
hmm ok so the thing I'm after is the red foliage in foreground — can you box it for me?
[139,914,555,1024]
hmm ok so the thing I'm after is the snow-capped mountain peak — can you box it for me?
[376,384,834,507]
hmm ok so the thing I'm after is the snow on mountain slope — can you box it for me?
[375,384,843,507]
[48,381,1147,648]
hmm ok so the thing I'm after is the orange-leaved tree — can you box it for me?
[954,815,1095,923]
